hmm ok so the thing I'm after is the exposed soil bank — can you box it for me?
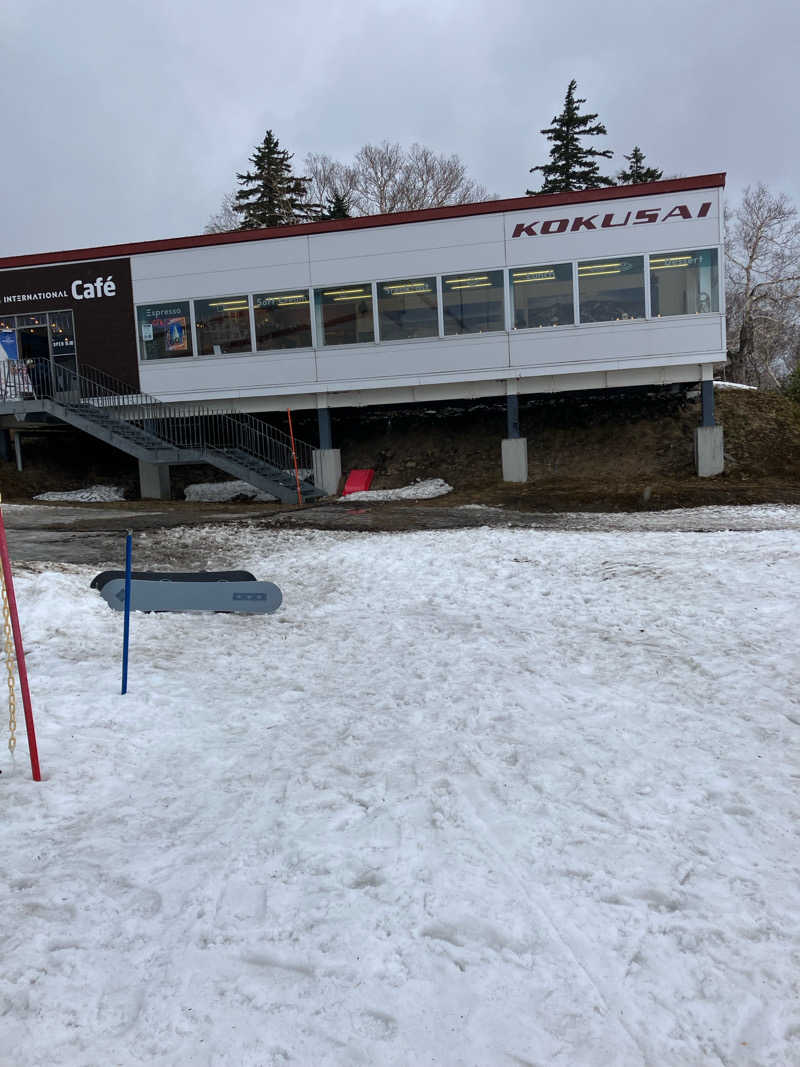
[1,386,798,512]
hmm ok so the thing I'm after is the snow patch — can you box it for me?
[184,480,277,502]
[339,477,453,501]
[33,485,126,503]
[714,380,758,390]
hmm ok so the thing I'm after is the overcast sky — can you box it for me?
[2,0,798,258]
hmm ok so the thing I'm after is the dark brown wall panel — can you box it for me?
[0,258,138,388]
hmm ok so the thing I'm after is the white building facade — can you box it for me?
[0,174,727,486]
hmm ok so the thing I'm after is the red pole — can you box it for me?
[286,409,303,506]
[0,499,41,781]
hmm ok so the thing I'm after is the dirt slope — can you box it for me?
[0,386,798,511]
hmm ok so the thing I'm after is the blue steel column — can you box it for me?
[506,395,520,439]
[318,407,333,450]
[701,380,715,427]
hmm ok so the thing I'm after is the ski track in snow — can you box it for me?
[1,520,799,1065]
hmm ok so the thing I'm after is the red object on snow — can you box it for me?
[342,469,375,495]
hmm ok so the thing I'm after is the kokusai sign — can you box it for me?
[511,201,713,238]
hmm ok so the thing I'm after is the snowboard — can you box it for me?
[99,578,282,614]
[90,569,256,590]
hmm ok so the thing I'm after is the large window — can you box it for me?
[512,263,574,328]
[442,270,504,335]
[254,290,312,350]
[578,256,645,323]
[137,302,193,360]
[650,249,719,317]
[378,277,438,341]
[315,284,374,346]
[194,295,251,355]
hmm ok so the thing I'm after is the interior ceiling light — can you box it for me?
[333,294,372,302]
[208,300,248,309]
[578,264,623,274]
[578,269,622,277]
[324,287,369,296]
[445,275,488,285]
[449,282,492,290]
[513,270,556,283]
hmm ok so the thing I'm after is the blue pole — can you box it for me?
[121,530,132,695]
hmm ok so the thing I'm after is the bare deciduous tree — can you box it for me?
[725,184,800,388]
[204,191,239,234]
[304,142,491,217]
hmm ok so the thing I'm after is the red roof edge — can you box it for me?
[0,173,726,271]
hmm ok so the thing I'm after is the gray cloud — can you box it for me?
[2,0,797,256]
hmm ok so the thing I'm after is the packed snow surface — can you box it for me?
[341,477,453,501]
[2,515,799,1065]
[184,480,277,503]
[714,381,758,390]
[33,485,125,502]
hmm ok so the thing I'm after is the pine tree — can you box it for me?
[527,79,613,194]
[323,192,351,219]
[617,146,663,185]
[234,130,318,229]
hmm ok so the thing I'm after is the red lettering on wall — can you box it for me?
[540,219,569,235]
[511,222,539,238]
[697,201,712,218]
[570,215,598,231]
[633,208,660,224]
[662,204,692,221]
[601,211,631,228]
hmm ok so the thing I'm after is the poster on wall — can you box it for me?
[0,329,19,361]
[166,317,188,353]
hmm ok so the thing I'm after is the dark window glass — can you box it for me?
[0,316,16,331]
[377,277,438,341]
[137,301,193,360]
[512,263,574,328]
[194,296,251,356]
[441,270,504,335]
[254,291,312,350]
[650,249,719,316]
[315,284,374,346]
[578,256,645,323]
[18,313,46,328]
[48,311,76,356]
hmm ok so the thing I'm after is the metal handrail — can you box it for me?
[0,358,316,483]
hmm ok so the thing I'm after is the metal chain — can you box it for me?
[2,576,16,754]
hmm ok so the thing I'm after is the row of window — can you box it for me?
[137,248,720,361]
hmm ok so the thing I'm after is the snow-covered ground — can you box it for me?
[1,516,799,1065]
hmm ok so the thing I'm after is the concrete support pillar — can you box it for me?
[694,427,724,477]
[13,431,22,472]
[312,449,342,496]
[138,460,171,500]
[501,438,528,483]
[317,407,333,451]
[694,374,724,476]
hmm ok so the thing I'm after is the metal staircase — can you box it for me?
[0,359,324,502]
